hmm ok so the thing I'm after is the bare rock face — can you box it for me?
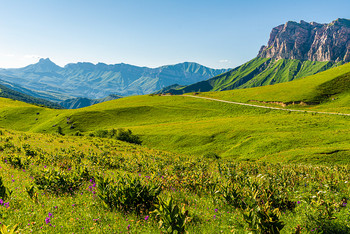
[258,18,350,62]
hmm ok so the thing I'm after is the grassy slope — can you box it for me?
[168,57,338,94]
[198,62,350,113]
[0,84,62,108]
[0,91,349,163]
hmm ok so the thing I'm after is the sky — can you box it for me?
[0,0,349,69]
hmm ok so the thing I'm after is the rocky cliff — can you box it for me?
[258,18,350,62]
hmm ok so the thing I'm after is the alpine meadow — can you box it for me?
[0,2,349,233]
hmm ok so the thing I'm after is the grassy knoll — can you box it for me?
[0,128,349,233]
[197,62,350,113]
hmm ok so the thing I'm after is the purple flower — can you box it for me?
[45,217,50,224]
[297,201,301,204]
[48,212,53,217]
[127,224,130,230]
[343,203,347,207]
[92,183,96,187]
[215,209,218,212]
[0,199,3,205]
[144,215,149,221]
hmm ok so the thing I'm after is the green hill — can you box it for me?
[166,57,340,94]
[196,62,350,113]
[0,83,62,109]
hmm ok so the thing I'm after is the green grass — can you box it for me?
[0,93,349,163]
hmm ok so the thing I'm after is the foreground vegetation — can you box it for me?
[0,128,349,233]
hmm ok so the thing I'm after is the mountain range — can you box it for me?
[0,60,229,101]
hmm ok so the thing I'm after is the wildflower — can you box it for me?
[343,203,347,207]
[48,212,53,217]
[127,224,130,230]
[45,217,50,224]
[297,201,301,204]
[0,199,3,205]
[215,209,218,212]
[144,216,149,221]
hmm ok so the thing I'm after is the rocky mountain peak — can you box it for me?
[258,18,350,62]
[23,58,63,73]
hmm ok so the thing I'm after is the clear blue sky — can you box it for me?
[0,0,348,69]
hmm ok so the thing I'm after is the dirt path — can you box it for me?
[182,95,350,116]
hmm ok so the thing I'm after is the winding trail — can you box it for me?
[182,95,350,116]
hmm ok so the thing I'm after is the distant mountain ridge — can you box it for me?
[58,94,122,109]
[258,18,350,62]
[0,59,229,100]
[0,81,62,108]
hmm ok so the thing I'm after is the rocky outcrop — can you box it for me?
[258,18,350,62]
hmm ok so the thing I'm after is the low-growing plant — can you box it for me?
[0,177,11,201]
[33,168,84,195]
[243,202,285,234]
[26,186,39,203]
[3,154,28,169]
[0,224,18,234]
[153,196,191,234]
[97,174,161,214]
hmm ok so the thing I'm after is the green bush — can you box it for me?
[93,128,142,145]
[153,196,191,234]
[33,167,88,195]
[97,174,161,214]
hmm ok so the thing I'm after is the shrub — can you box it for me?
[203,152,221,159]
[93,128,142,145]
[115,128,142,145]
